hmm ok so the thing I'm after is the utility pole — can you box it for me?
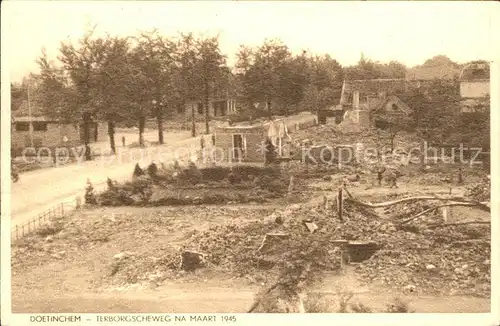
[27,80,34,148]
[204,75,210,135]
[191,104,196,137]
[139,109,146,147]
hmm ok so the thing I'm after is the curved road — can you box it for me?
[11,130,202,231]
[11,114,319,233]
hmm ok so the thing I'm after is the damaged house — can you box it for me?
[459,61,490,113]
[213,114,317,163]
[338,78,412,129]
[213,120,290,163]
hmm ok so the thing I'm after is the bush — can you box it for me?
[177,162,202,185]
[350,302,373,313]
[97,177,153,205]
[200,166,228,182]
[98,188,135,206]
[129,176,153,203]
[202,194,229,204]
[303,292,332,313]
[35,222,63,237]
[133,163,145,178]
[198,165,281,183]
[255,174,289,196]
[152,197,191,206]
[385,297,414,313]
[84,180,97,205]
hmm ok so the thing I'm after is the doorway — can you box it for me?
[232,134,244,160]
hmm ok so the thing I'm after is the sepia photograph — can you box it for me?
[1,0,497,322]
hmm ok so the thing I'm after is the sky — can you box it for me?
[3,1,499,83]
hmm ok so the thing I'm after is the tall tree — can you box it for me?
[300,54,344,113]
[422,55,460,68]
[35,50,76,121]
[400,79,460,145]
[197,35,227,134]
[58,28,103,160]
[345,54,407,80]
[237,39,292,116]
[132,30,179,145]
[11,82,28,113]
[175,33,202,137]
[91,35,133,153]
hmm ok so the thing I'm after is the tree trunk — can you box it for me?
[157,114,164,145]
[82,112,92,161]
[94,122,98,142]
[108,120,116,154]
[204,78,210,135]
[191,104,196,137]
[139,115,145,147]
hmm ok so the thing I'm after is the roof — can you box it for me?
[459,62,490,81]
[372,95,412,115]
[215,123,266,133]
[340,79,407,105]
[12,116,76,124]
[322,104,344,111]
[406,65,460,81]
[13,116,57,122]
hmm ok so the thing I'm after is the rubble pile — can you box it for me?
[165,197,490,296]
[344,200,490,297]
[384,201,444,226]
[13,190,490,297]
[465,180,491,202]
[129,202,349,288]
[292,125,422,150]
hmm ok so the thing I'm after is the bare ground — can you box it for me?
[11,179,491,313]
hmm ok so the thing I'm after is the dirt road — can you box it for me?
[13,285,257,313]
[10,130,200,230]
[12,277,489,313]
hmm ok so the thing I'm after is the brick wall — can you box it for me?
[214,129,266,163]
[460,81,490,98]
[12,122,81,150]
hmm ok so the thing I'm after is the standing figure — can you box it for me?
[147,161,158,178]
[122,136,126,147]
[264,137,277,166]
[386,169,403,188]
[377,166,386,186]
[457,167,464,185]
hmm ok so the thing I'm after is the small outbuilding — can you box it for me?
[213,119,295,164]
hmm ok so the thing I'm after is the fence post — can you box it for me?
[337,187,344,222]
[288,175,295,196]
[28,220,31,233]
[15,225,19,240]
[22,224,25,237]
[39,216,42,227]
[61,202,64,215]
